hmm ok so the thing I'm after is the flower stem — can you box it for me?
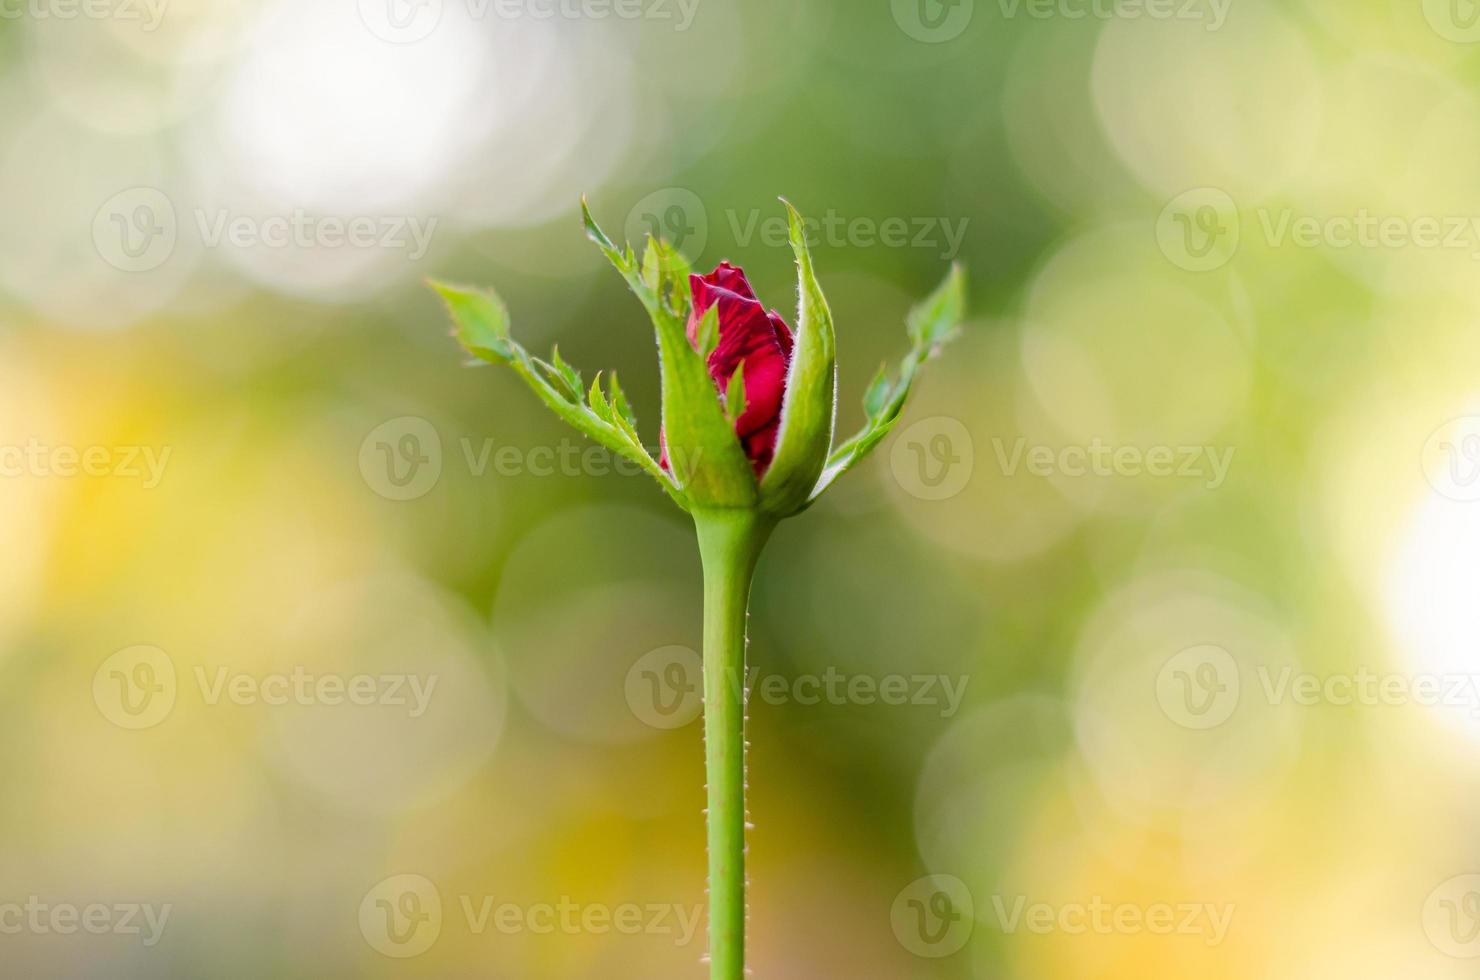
[693,509,773,980]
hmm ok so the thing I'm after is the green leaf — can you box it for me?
[862,363,892,417]
[429,279,514,363]
[550,345,583,400]
[809,263,967,503]
[430,279,681,505]
[583,196,653,308]
[907,261,966,350]
[724,364,747,426]
[757,199,838,517]
[608,372,639,430]
[588,371,612,420]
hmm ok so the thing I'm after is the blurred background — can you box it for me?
[5,0,1480,975]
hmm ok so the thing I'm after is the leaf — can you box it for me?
[757,199,838,517]
[862,363,892,418]
[430,280,680,505]
[428,279,514,363]
[550,345,583,401]
[608,372,639,430]
[583,196,654,309]
[809,263,967,503]
[588,371,612,420]
[724,364,747,426]
[907,262,966,351]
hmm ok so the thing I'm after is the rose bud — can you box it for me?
[429,195,964,980]
[681,262,794,475]
[431,198,963,521]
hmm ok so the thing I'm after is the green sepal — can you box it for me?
[582,202,756,509]
[724,364,747,426]
[809,263,966,503]
[642,235,693,321]
[694,303,720,363]
[758,199,838,517]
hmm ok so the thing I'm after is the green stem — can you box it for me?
[693,509,774,980]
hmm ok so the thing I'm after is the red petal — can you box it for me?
[684,263,793,474]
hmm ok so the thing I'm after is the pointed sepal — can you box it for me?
[582,202,756,509]
[758,199,838,517]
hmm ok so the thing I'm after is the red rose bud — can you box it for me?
[438,198,960,519]
[685,263,794,474]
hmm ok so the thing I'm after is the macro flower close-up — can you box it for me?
[4,0,1480,977]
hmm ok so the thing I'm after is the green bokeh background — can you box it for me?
[3,0,1480,976]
